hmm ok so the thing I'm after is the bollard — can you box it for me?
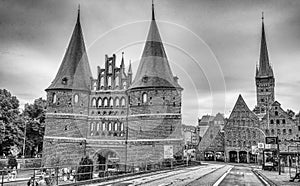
[1,169,4,186]
[33,168,36,186]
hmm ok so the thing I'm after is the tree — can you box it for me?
[0,89,24,156]
[23,98,46,157]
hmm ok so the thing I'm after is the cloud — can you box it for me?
[0,0,299,125]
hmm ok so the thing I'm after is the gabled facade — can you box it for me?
[43,3,183,168]
[224,95,264,163]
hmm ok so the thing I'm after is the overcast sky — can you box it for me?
[0,0,299,125]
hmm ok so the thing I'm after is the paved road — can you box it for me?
[88,163,266,186]
[218,166,264,186]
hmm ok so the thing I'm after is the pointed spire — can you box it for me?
[152,0,155,20]
[77,4,80,22]
[129,2,182,90]
[46,7,92,91]
[121,52,125,68]
[257,13,273,78]
[128,60,132,74]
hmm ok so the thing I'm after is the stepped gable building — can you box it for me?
[224,95,263,163]
[42,3,183,167]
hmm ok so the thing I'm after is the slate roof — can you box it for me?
[256,18,274,78]
[46,9,92,91]
[129,3,182,90]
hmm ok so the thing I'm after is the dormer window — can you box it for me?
[62,77,68,85]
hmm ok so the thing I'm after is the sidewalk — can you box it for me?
[254,167,300,186]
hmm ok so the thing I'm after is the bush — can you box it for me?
[76,156,93,181]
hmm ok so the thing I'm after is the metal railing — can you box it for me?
[0,159,201,186]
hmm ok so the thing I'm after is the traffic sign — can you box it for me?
[258,143,265,149]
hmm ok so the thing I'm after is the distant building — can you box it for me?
[198,115,215,137]
[182,125,199,147]
[198,113,225,161]
[224,15,300,164]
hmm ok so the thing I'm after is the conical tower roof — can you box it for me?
[129,2,182,90]
[46,8,92,91]
[256,14,273,78]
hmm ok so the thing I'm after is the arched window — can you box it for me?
[108,123,112,131]
[270,119,274,124]
[114,123,118,131]
[142,92,148,103]
[277,129,281,135]
[275,111,278,116]
[271,129,275,135]
[123,82,127,89]
[282,119,286,124]
[108,77,112,88]
[103,98,108,107]
[115,76,119,87]
[97,98,102,107]
[115,97,120,107]
[108,65,112,73]
[265,129,269,135]
[100,77,104,89]
[121,97,126,107]
[253,131,256,138]
[276,119,280,124]
[74,94,79,104]
[283,129,286,135]
[120,123,124,131]
[91,98,96,107]
[102,123,106,131]
[109,98,114,107]
[289,129,292,135]
[52,93,57,103]
[90,123,95,131]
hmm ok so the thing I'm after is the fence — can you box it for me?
[0,159,200,186]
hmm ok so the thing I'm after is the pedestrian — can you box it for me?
[6,168,12,182]
[37,176,47,186]
[27,177,35,186]
[11,167,17,180]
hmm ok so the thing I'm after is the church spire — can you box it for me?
[129,2,182,90]
[46,7,92,91]
[257,12,273,78]
[152,0,155,20]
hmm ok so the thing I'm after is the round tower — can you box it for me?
[126,2,183,164]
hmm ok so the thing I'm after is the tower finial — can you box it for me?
[77,4,80,22]
[262,12,264,21]
[152,0,155,20]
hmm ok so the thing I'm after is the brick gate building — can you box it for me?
[42,3,183,168]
